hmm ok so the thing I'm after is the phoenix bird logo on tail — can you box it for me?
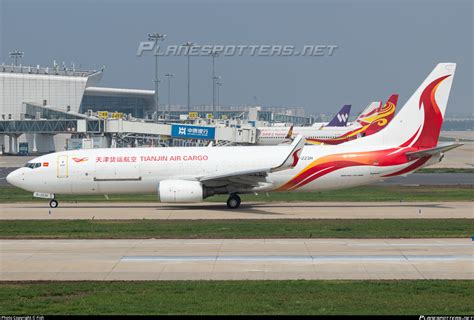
[412,75,450,148]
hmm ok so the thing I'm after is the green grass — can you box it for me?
[0,185,472,203]
[1,219,472,239]
[0,281,472,315]
[416,168,474,173]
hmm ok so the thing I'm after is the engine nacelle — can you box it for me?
[158,179,203,203]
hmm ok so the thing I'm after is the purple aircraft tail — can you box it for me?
[327,104,351,127]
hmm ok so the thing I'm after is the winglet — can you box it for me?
[272,135,305,172]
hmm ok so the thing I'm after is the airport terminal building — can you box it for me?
[0,63,312,154]
[0,64,158,119]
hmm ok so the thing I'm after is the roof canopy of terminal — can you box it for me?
[85,86,154,97]
[1,63,101,77]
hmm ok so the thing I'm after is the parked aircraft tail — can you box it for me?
[285,126,294,139]
[326,104,351,127]
[355,101,382,125]
[362,94,398,136]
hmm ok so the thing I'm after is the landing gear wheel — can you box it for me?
[226,194,241,209]
[49,199,58,208]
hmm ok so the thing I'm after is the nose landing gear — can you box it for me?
[49,199,58,208]
[226,194,241,209]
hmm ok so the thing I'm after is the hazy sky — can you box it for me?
[1,0,472,115]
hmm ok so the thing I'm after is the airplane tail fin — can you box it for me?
[356,101,383,125]
[352,63,456,148]
[327,104,351,127]
[363,94,398,136]
[285,125,294,139]
[380,94,398,123]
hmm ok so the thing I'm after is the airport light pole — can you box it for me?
[210,50,219,113]
[213,75,221,112]
[148,33,166,122]
[216,81,223,111]
[9,50,24,66]
[183,42,195,113]
[165,73,174,115]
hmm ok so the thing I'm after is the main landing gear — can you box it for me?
[49,199,58,208]
[226,194,241,209]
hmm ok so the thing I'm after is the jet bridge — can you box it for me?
[0,119,101,134]
[0,103,258,153]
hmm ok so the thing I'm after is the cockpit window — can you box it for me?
[24,163,42,169]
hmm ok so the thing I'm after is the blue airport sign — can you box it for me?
[171,124,216,140]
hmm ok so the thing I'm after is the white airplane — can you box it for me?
[7,63,460,209]
[256,94,398,146]
[257,104,352,146]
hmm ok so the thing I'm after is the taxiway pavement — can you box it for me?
[1,238,472,280]
[1,201,472,220]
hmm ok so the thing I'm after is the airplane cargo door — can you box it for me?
[57,155,68,178]
[95,159,141,194]
[95,161,140,180]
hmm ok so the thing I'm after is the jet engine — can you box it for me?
[158,179,204,203]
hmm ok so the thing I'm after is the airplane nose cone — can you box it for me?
[6,169,21,188]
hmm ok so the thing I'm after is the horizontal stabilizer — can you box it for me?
[406,143,462,160]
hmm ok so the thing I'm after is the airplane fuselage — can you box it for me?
[257,126,358,145]
[9,143,432,196]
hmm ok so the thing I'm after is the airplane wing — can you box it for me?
[197,135,305,190]
[406,142,462,160]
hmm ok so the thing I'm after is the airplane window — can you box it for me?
[24,163,41,169]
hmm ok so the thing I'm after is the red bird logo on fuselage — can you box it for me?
[72,157,88,163]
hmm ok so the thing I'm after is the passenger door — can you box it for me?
[57,155,68,178]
